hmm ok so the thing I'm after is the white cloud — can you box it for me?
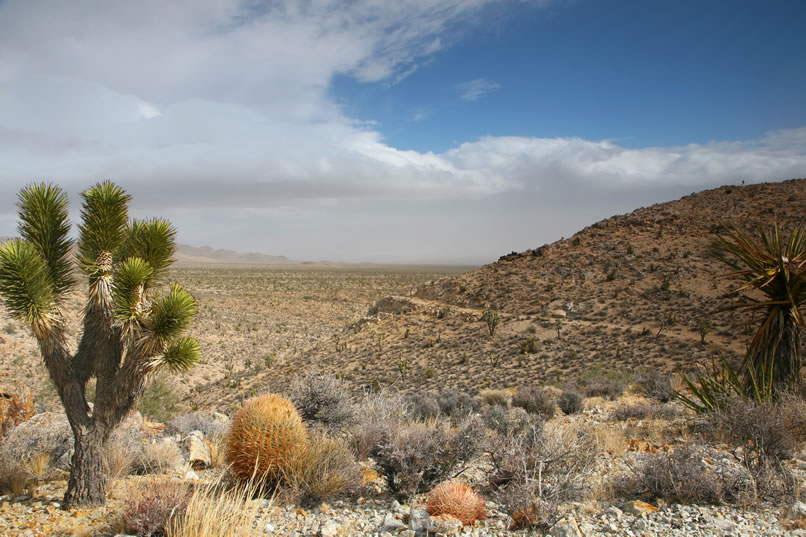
[0,1,804,263]
[457,78,502,101]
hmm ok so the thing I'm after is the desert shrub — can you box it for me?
[283,432,362,506]
[557,389,583,415]
[648,403,681,421]
[611,404,651,421]
[134,440,184,475]
[584,379,625,400]
[353,390,409,425]
[479,389,511,408]
[615,443,749,504]
[482,406,542,438]
[404,391,441,421]
[709,397,799,460]
[705,397,799,499]
[370,418,485,498]
[124,478,191,537]
[489,423,596,519]
[512,386,555,419]
[635,372,673,402]
[227,394,308,485]
[290,373,354,429]
[164,411,229,438]
[435,388,479,421]
[426,480,486,525]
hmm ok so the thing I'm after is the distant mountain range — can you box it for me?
[0,236,294,265]
[173,244,293,265]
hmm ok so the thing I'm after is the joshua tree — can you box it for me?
[0,182,200,508]
[714,223,805,398]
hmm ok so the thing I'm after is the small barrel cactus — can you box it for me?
[227,394,308,483]
[426,480,486,525]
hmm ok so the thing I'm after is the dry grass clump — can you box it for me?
[0,458,34,497]
[426,480,486,525]
[135,440,184,475]
[123,477,191,537]
[511,386,555,419]
[166,480,267,537]
[104,438,138,480]
[206,433,228,468]
[282,432,362,506]
[479,388,512,408]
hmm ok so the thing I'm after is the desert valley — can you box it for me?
[0,179,804,537]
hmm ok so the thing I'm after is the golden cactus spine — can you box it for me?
[227,394,308,482]
[426,480,486,525]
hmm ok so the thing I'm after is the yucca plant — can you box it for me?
[713,222,805,399]
[0,182,200,508]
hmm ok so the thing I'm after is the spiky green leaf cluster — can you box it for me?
[112,257,153,323]
[714,223,806,324]
[78,181,131,273]
[149,283,197,342]
[17,184,74,297]
[158,336,202,373]
[0,239,57,328]
[119,219,176,284]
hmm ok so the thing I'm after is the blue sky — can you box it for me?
[334,1,806,153]
[0,1,805,264]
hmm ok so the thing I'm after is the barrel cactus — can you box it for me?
[227,394,308,483]
[426,480,486,525]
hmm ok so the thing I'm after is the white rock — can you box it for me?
[789,501,806,519]
[319,520,340,537]
[550,517,583,537]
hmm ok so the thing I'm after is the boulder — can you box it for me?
[184,431,211,468]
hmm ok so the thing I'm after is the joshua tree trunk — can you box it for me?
[745,306,802,396]
[64,424,110,507]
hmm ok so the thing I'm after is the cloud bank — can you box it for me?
[0,1,804,263]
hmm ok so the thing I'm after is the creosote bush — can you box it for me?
[426,481,486,525]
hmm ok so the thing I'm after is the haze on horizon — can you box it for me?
[1,1,805,265]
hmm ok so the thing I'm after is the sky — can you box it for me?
[0,1,805,265]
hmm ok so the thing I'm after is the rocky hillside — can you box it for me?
[230,179,806,403]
